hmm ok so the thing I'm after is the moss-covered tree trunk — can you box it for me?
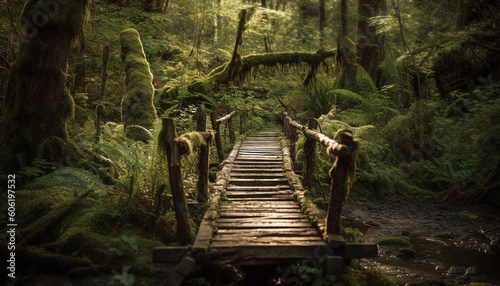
[357,0,387,86]
[340,0,347,37]
[319,0,326,48]
[0,0,90,171]
[120,28,157,141]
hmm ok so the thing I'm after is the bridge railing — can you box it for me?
[210,109,237,163]
[281,111,355,238]
[161,109,238,245]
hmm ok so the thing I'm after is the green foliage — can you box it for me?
[109,235,139,256]
[26,167,107,194]
[18,159,54,182]
[112,266,135,286]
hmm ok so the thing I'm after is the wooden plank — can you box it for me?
[229,178,289,184]
[226,191,294,197]
[234,158,283,166]
[219,212,305,218]
[236,157,283,161]
[231,168,285,172]
[229,173,286,178]
[226,185,291,190]
[212,234,323,242]
[221,201,298,207]
[220,207,301,213]
[207,245,335,265]
[212,237,324,244]
[210,241,329,249]
[218,217,310,223]
[217,221,313,228]
[231,164,285,168]
[216,228,320,236]
[227,197,295,201]
[211,241,326,247]
[238,151,281,154]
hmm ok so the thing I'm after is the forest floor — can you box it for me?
[343,198,500,285]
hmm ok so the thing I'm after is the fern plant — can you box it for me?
[26,167,107,195]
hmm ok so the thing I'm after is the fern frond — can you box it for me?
[26,167,107,194]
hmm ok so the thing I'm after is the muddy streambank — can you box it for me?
[342,199,500,285]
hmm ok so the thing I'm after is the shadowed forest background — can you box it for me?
[0,0,499,285]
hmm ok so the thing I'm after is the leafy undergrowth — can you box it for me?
[185,260,396,286]
[0,187,179,282]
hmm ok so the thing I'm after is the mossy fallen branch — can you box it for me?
[206,49,336,87]
[18,245,93,273]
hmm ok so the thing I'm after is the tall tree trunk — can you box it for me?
[456,0,467,31]
[215,0,222,45]
[298,0,309,45]
[341,0,348,37]
[357,0,387,86]
[100,42,111,101]
[261,0,267,7]
[319,0,326,48]
[0,0,90,171]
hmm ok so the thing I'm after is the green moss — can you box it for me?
[176,132,207,154]
[16,188,74,226]
[119,28,157,141]
[398,248,418,258]
[377,237,412,247]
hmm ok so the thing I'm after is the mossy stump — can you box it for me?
[120,28,157,141]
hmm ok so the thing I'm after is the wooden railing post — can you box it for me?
[162,117,194,245]
[303,118,317,188]
[281,111,355,241]
[326,131,353,237]
[211,112,225,164]
[196,110,210,204]
[286,106,297,163]
[240,111,247,135]
[228,115,235,143]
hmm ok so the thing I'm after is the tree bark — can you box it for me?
[303,119,317,189]
[357,0,387,86]
[326,131,353,235]
[211,112,225,164]
[100,42,111,100]
[0,0,90,171]
[163,118,194,245]
[341,0,347,37]
[196,109,210,204]
[319,0,326,48]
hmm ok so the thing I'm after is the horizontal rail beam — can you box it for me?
[282,112,350,156]
[216,111,236,124]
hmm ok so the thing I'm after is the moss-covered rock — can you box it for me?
[377,237,412,247]
[120,28,157,141]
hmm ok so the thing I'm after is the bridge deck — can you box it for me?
[198,131,329,263]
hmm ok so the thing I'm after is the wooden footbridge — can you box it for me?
[153,111,377,285]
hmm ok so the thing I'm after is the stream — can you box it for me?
[343,199,500,285]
